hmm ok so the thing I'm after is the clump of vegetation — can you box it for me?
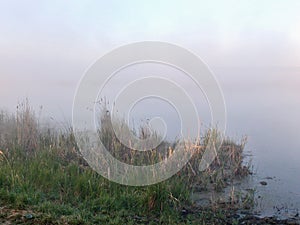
[0,100,251,224]
[95,103,250,191]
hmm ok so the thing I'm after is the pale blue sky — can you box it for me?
[0,0,300,116]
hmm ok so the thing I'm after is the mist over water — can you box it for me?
[217,67,300,215]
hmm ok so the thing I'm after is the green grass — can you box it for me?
[0,147,191,224]
[2,147,227,224]
[0,100,251,224]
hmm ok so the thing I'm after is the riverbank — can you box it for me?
[0,145,299,224]
[1,101,296,224]
[0,139,250,224]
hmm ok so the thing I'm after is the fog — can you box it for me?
[1,0,300,213]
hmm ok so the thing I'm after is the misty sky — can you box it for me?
[1,0,300,119]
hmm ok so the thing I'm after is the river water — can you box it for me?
[215,67,300,217]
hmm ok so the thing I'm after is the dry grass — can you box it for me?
[0,100,251,224]
[0,100,250,191]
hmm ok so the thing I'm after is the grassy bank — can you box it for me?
[0,101,250,224]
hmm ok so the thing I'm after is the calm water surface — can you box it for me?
[216,67,300,217]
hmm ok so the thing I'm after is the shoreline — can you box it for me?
[1,102,298,224]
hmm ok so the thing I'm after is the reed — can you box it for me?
[0,100,251,224]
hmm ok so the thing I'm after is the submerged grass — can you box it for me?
[0,100,251,224]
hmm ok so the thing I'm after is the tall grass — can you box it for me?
[0,100,250,224]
